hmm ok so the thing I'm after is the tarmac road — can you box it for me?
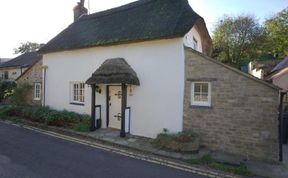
[0,121,208,178]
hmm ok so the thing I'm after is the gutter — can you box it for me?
[42,65,48,107]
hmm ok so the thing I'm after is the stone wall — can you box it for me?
[183,48,279,162]
[16,59,42,106]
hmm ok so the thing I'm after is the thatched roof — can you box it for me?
[39,0,205,53]
[86,58,140,85]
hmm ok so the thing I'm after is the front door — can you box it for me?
[109,86,122,129]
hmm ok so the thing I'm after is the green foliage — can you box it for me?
[0,105,90,132]
[213,8,288,69]
[14,41,45,54]
[73,120,90,132]
[0,81,16,101]
[9,83,32,106]
[185,154,253,177]
[212,15,265,68]
[152,129,199,152]
[264,7,288,59]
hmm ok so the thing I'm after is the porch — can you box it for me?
[86,58,140,137]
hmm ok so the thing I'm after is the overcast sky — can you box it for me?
[0,0,287,58]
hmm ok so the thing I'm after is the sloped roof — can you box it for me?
[271,57,288,73]
[185,47,279,90]
[86,58,140,85]
[0,52,40,69]
[40,0,203,53]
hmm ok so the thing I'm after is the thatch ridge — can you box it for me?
[39,0,203,53]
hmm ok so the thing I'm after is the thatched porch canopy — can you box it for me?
[86,58,140,85]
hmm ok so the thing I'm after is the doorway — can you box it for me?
[108,86,122,129]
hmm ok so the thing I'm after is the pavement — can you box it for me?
[1,118,288,178]
[283,144,288,166]
[0,121,209,178]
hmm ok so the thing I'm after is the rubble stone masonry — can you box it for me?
[183,48,279,162]
[17,59,42,106]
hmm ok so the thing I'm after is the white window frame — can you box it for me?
[34,83,41,100]
[70,82,85,104]
[191,82,211,107]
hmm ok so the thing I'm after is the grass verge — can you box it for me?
[184,154,253,177]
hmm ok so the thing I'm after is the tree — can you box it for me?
[264,7,288,59]
[212,15,265,68]
[14,42,45,54]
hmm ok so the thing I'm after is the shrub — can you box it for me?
[0,105,91,131]
[152,129,199,152]
[9,83,32,106]
[0,81,16,102]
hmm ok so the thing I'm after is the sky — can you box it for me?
[0,0,287,58]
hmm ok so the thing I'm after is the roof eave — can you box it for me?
[185,47,280,91]
[39,33,186,55]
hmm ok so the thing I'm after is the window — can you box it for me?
[34,83,41,100]
[70,82,85,104]
[191,82,211,106]
[4,71,8,80]
[193,37,198,50]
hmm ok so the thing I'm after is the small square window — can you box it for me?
[4,71,8,80]
[191,82,211,106]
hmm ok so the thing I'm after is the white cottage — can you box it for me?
[40,0,212,138]
[40,0,282,162]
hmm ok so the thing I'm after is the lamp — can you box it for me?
[96,85,101,93]
[129,85,133,96]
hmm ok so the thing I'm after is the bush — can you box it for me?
[0,105,90,131]
[9,83,32,106]
[0,81,16,102]
[152,129,200,152]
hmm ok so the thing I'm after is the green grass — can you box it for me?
[72,122,90,132]
[184,154,253,177]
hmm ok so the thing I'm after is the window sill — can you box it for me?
[190,105,213,109]
[34,98,41,101]
[70,102,85,106]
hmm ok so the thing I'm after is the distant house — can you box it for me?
[267,57,288,106]
[267,57,288,91]
[16,56,43,106]
[0,52,40,81]
[248,59,280,79]
[39,0,281,162]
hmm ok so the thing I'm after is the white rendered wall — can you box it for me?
[183,27,202,52]
[250,68,262,79]
[248,62,263,79]
[43,38,185,138]
[0,67,28,80]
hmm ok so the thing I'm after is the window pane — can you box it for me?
[194,92,201,101]
[194,84,201,92]
[201,84,208,93]
[200,95,208,102]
